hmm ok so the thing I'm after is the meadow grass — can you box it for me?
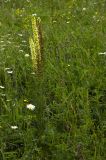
[0,0,106,159]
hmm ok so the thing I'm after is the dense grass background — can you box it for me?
[0,0,106,159]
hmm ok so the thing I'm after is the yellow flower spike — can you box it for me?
[29,37,37,70]
[29,15,43,74]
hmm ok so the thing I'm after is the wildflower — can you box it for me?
[25,54,30,57]
[98,52,106,55]
[11,126,18,129]
[0,85,5,89]
[53,20,57,23]
[24,99,29,102]
[7,70,13,74]
[4,67,11,71]
[19,49,24,52]
[18,33,23,37]
[0,41,4,43]
[22,40,26,43]
[26,104,36,110]
[82,8,86,11]
[97,19,100,22]
[32,13,37,16]
[31,72,35,75]
[6,99,11,102]
[66,21,70,24]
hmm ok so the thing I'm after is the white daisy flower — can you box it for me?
[26,104,36,110]
[67,64,70,67]
[53,20,57,23]
[31,72,35,75]
[0,85,5,89]
[32,13,37,16]
[11,126,18,129]
[5,67,11,71]
[25,54,30,57]
[82,8,86,11]
[7,70,13,74]
[98,52,106,55]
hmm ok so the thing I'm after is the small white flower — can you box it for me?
[19,50,24,52]
[67,64,70,67]
[6,99,11,102]
[18,33,23,37]
[5,67,11,71]
[25,54,30,57]
[32,13,37,16]
[11,126,18,129]
[0,85,5,89]
[22,40,26,43]
[97,19,100,22]
[7,70,13,74]
[26,104,36,110]
[31,72,35,75]
[53,20,56,23]
[82,8,86,11]
[66,21,70,24]
[98,52,106,55]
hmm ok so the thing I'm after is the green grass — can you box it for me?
[0,0,106,159]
